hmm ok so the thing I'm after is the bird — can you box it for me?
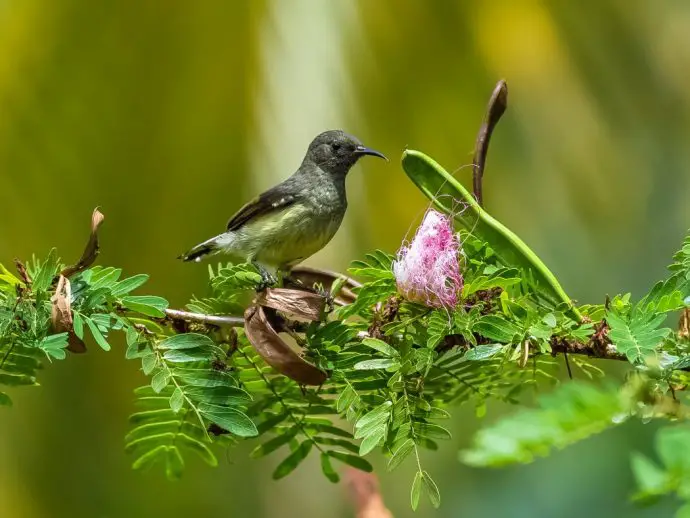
[179,130,387,285]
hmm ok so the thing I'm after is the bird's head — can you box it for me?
[304,130,387,176]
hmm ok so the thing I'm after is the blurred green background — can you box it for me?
[1,0,688,516]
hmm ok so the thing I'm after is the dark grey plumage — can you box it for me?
[179,130,386,272]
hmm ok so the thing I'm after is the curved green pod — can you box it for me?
[401,149,582,322]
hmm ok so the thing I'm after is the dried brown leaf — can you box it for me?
[680,308,690,339]
[50,275,86,353]
[244,305,327,386]
[13,259,31,285]
[61,208,105,277]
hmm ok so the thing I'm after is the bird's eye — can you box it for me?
[332,143,341,151]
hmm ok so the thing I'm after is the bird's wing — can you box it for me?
[226,186,298,232]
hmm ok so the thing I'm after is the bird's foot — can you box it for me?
[253,263,279,291]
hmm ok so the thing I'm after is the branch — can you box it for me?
[156,304,631,368]
[163,308,244,328]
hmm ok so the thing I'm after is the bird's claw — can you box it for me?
[254,263,278,292]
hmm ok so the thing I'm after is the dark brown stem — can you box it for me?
[473,80,508,206]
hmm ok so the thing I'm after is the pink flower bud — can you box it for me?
[393,209,463,309]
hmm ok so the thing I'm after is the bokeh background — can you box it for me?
[1,0,689,516]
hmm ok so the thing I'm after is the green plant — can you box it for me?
[3,87,690,514]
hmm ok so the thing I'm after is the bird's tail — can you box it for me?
[178,235,223,263]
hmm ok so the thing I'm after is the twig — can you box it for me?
[163,308,244,327]
[472,80,508,206]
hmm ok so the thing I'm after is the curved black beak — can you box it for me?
[354,145,388,161]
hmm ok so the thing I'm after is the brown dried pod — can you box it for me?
[61,208,105,278]
[244,304,327,386]
[256,288,326,321]
[50,275,87,353]
[679,308,690,339]
[289,266,360,305]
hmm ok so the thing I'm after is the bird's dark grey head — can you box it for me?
[303,130,387,176]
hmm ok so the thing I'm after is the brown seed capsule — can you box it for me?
[244,304,327,386]
[256,288,326,321]
[61,208,105,278]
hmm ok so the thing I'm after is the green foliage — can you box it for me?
[2,212,690,512]
[607,310,671,365]
[459,382,628,467]
[631,424,690,518]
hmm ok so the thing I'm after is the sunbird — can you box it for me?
[179,130,387,284]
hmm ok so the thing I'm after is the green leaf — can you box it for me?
[165,446,184,480]
[421,471,441,508]
[111,274,150,297]
[272,441,313,480]
[354,358,399,370]
[158,333,215,350]
[607,311,670,365]
[250,430,298,458]
[142,353,158,375]
[163,349,212,363]
[199,405,257,437]
[0,392,12,406]
[122,296,169,317]
[414,422,452,441]
[463,344,504,361]
[72,312,84,339]
[473,315,519,343]
[169,387,184,413]
[84,317,111,351]
[426,311,451,349]
[151,370,171,393]
[89,267,122,290]
[38,333,69,360]
[132,444,167,471]
[411,470,422,511]
[320,452,340,483]
[361,337,399,357]
[542,313,557,328]
[174,369,238,388]
[359,432,384,456]
[313,437,360,454]
[31,249,59,292]
[459,382,626,467]
[631,452,668,499]
[336,385,357,414]
[387,438,414,472]
[355,401,392,433]
[328,451,373,472]
[177,434,217,467]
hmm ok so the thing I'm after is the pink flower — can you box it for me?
[393,209,463,309]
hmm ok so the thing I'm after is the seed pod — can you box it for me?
[244,305,327,386]
[61,208,105,278]
[256,288,326,321]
